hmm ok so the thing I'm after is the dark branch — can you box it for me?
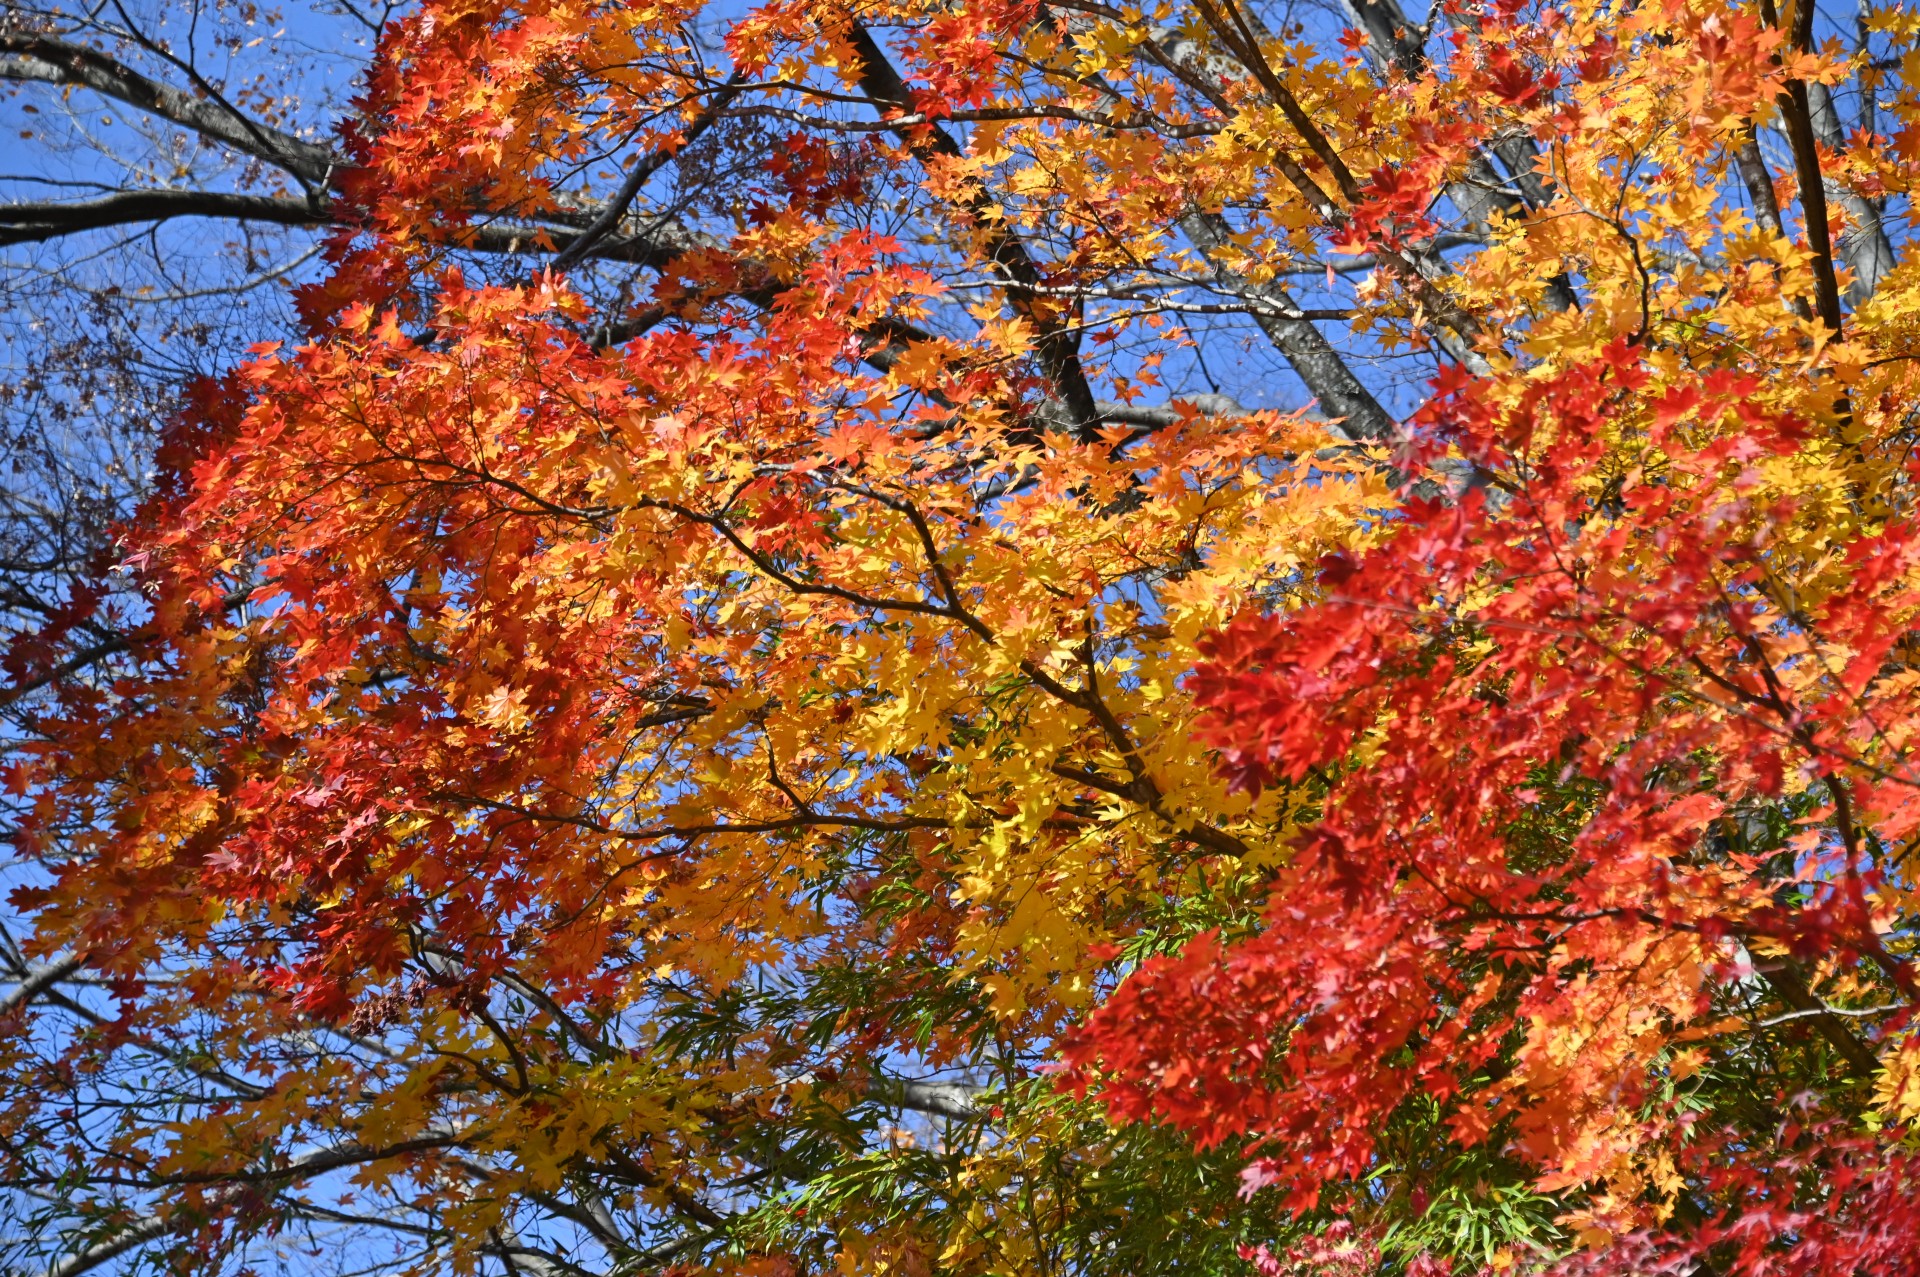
[844,21,1104,436]
[0,189,330,246]
[0,32,336,187]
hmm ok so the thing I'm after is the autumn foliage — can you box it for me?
[9,0,1920,1272]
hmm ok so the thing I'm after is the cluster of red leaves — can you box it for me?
[1064,343,1920,1263]
[21,266,910,1017]
[1240,1220,1454,1277]
[1548,1123,1920,1274]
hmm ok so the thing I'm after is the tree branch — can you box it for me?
[844,21,1103,436]
[0,189,330,246]
[0,32,335,187]
[0,950,89,1018]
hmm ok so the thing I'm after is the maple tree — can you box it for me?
[7,0,1920,1271]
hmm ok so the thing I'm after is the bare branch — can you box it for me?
[0,950,89,1018]
[0,32,336,187]
[0,189,330,246]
